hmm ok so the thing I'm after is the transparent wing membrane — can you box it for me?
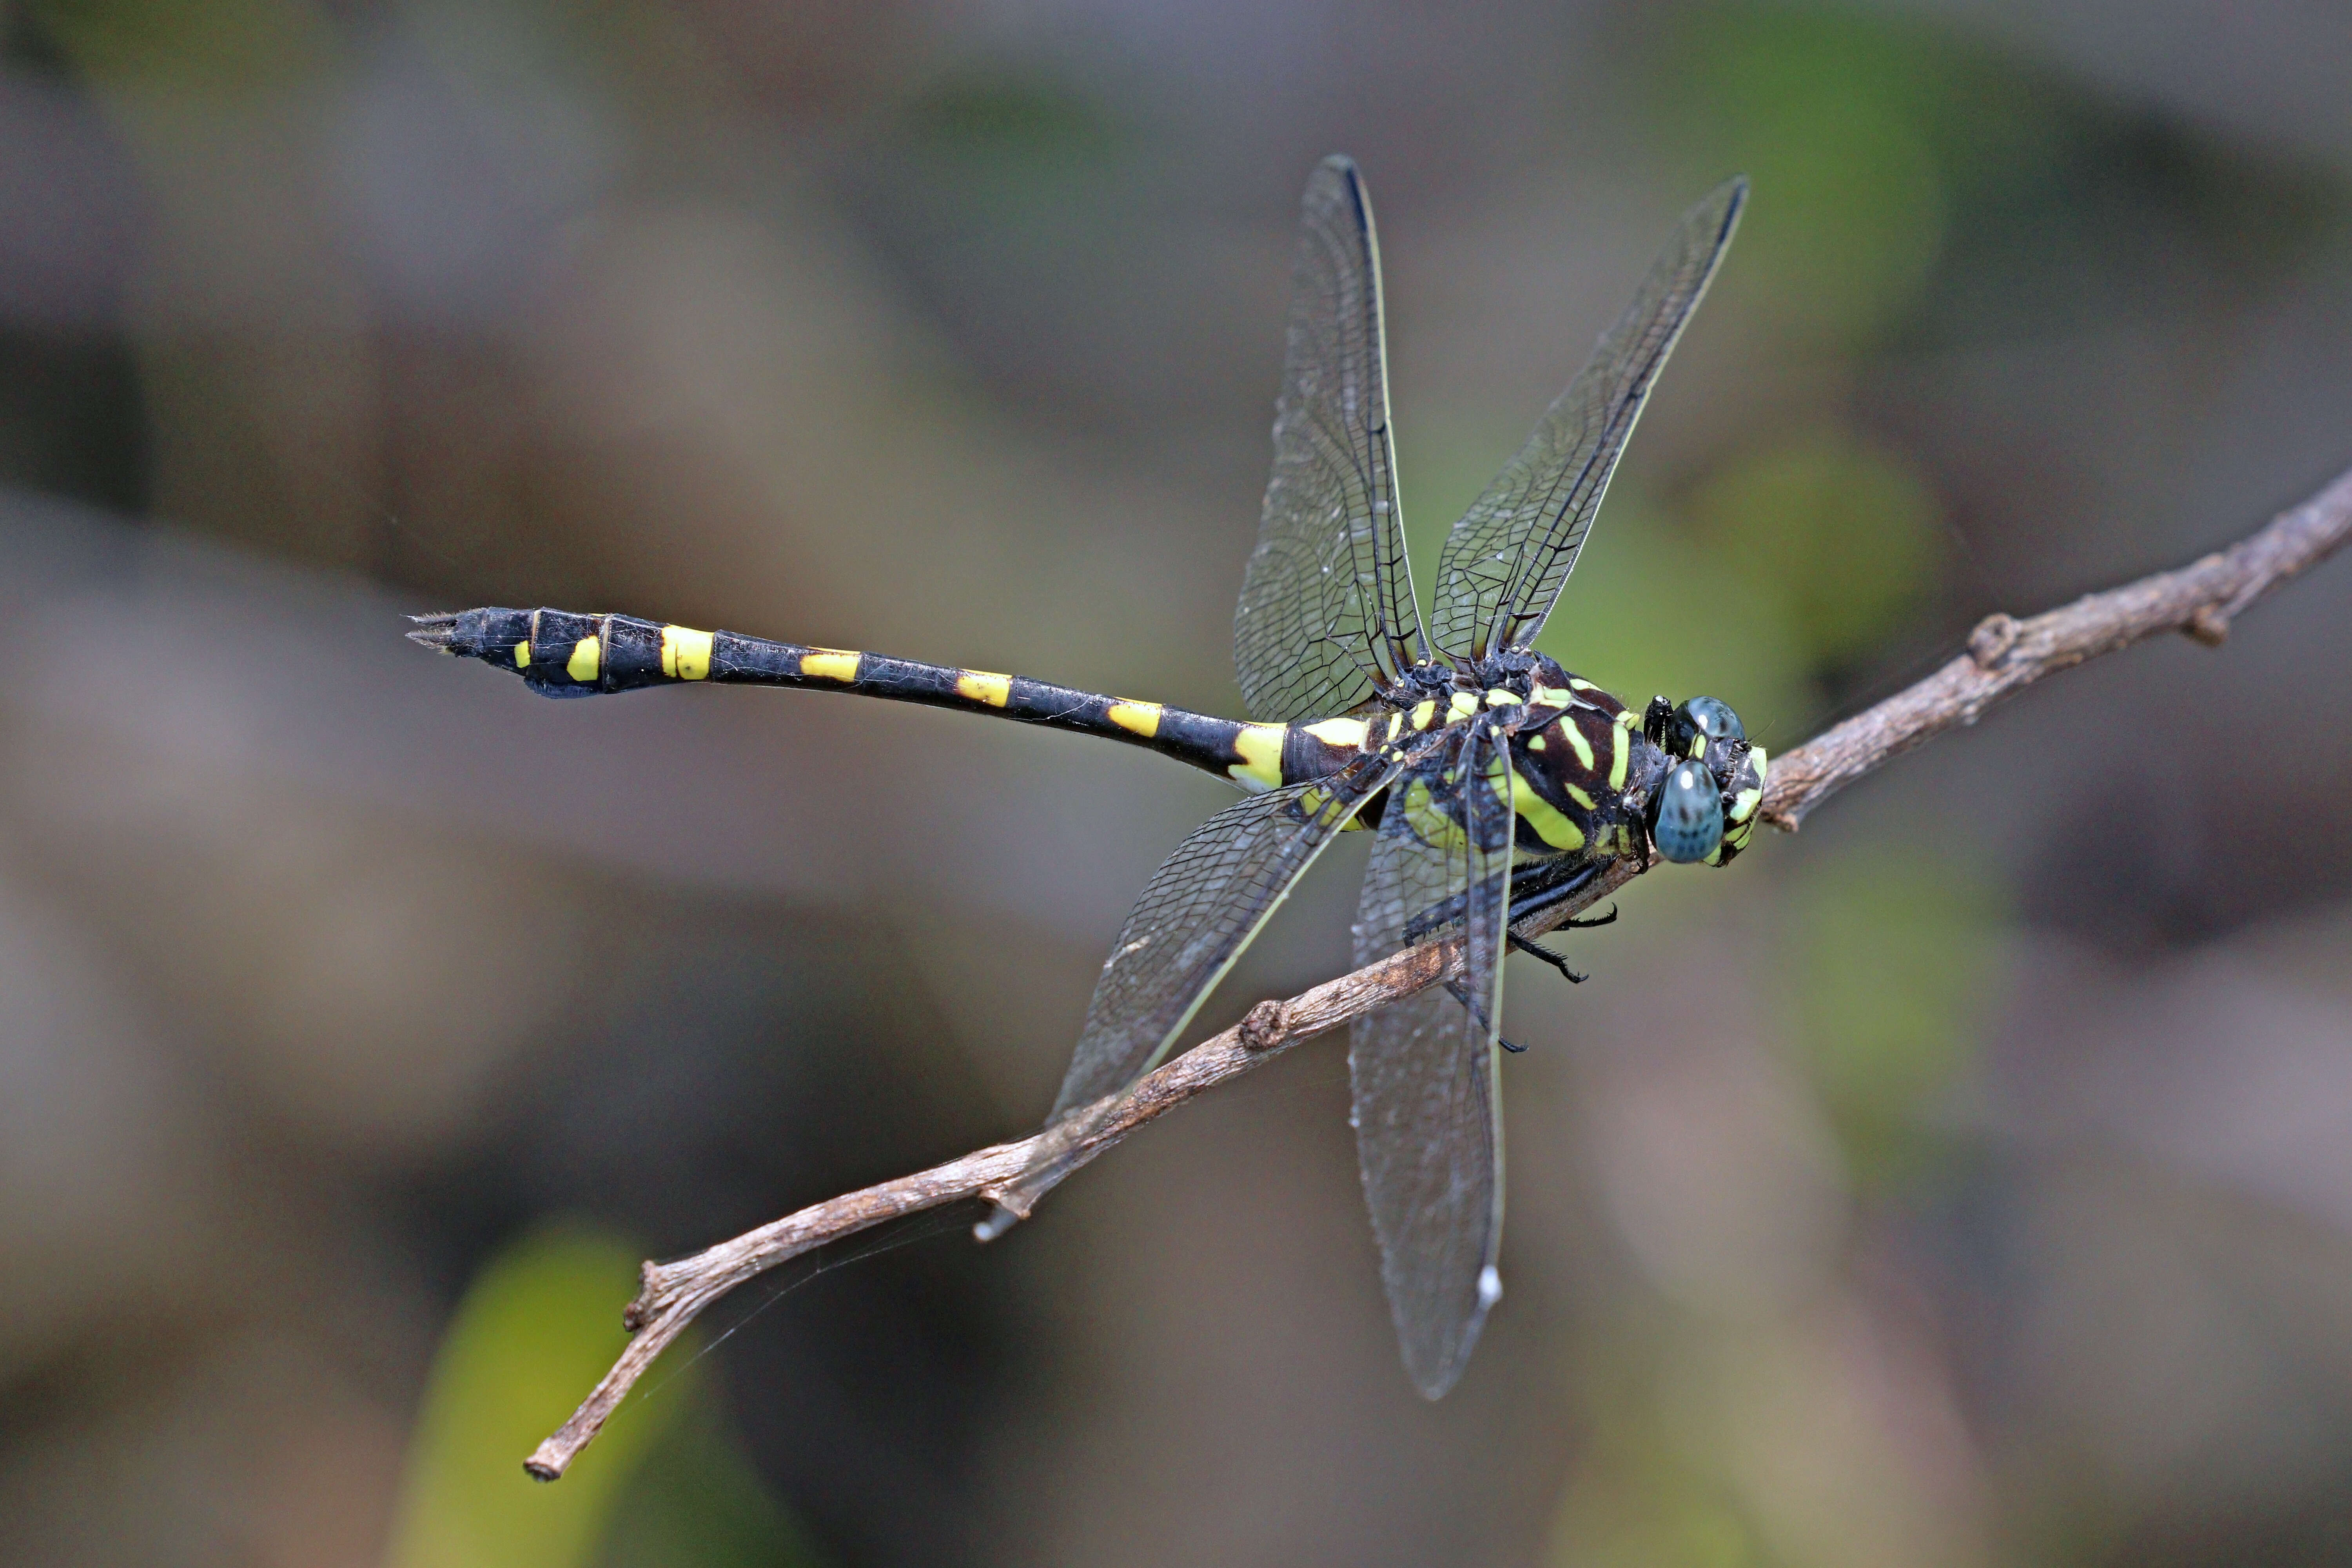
[1348,725,1513,1398]
[1234,155,1429,724]
[1429,178,1746,661]
[999,755,1405,1212]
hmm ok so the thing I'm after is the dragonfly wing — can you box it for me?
[1428,178,1745,662]
[1000,752,1406,1213]
[1236,155,1430,724]
[1348,724,1514,1398]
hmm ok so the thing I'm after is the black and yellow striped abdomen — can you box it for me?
[410,606,1360,793]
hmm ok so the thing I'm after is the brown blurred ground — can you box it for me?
[3,2,2352,1565]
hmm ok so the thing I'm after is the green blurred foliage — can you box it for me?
[387,1224,824,1568]
[1654,2,2349,354]
[385,1225,689,1568]
[900,69,1123,163]
[1553,1459,1762,1568]
[1690,425,1944,671]
[30,0,334,98]
[1785,840,2004,1191]
[889,65,1134,212]
[596,1413,828,1568]
[1653,4,1956,344]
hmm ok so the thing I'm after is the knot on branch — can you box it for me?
[620,1259,662,1332]
[2184,604,2231,647]
[1238,999,1290,1051]
[975,1186,1036,1223]
[1967,612,2020,669]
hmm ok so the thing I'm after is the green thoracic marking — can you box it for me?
[1399,777,1467,851]
[1558,720,1594,771]
[1608,722,1628,790]
[1508,765,1585,851]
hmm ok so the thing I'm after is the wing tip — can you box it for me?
[1402,1321,1485,1401]
[1709,173,1751,232]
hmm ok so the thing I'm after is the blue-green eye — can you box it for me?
[1681,695,1744,744]
[1651,760,1723,864]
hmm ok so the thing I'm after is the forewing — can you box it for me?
[1428,178,1745,661]
[1348,725,1513,1398]
[1235,155,1429,724]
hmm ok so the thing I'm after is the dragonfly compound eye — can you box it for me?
[1679,695,1744,745]
[1650,759,1724,864]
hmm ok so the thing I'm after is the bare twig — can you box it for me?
[1761,463,2352,829]
[525,462,2352,1481]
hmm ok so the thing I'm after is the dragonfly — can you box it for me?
[411,156,1762,1398]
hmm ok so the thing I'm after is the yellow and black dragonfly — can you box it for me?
[412,157,1762,1398]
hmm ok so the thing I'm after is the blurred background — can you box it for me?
[4,0,2351,1563]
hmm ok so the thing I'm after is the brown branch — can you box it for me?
[525,461,2352,1482]
[1760,462,2352,830]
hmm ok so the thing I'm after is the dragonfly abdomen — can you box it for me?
[408,606,1354,791]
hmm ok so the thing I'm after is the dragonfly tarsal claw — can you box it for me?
[1508,932,1588,983]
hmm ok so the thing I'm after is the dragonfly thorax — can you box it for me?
[1353,653,1768,872]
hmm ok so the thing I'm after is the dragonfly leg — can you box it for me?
[1505,855,1613,987]
[1443,978,1525,1053]
[1505,858,1602,925]
[1508,933,1587,984]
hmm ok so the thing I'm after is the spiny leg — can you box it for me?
[1443,978,1525,1054]
[1501,853,1613,985]
[1509,903,1617,983]
[1508,933,1586,984]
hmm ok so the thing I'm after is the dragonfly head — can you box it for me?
[1641,695,1766,866]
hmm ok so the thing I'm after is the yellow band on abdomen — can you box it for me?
[1108,701,1162,737]
[662,625,714,681]
[957,670,1012,706]
[800,648,861,682]
[1229,724,1286,791]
